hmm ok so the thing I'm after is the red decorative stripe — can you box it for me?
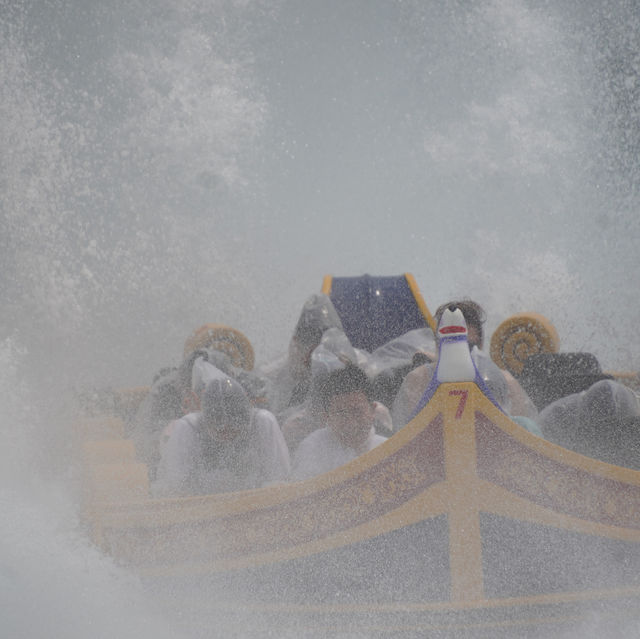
[439,325,466,334]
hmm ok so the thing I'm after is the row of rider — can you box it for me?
[388,300,640,466]
[148,293,391,495]
[141,294,519,496]
[145,291,432,495]
[137,292,639,497]
[143,294,534,496]
[152,355,386,495]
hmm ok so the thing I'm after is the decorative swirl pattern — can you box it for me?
[183,323,255,371]
[490,312,559,376]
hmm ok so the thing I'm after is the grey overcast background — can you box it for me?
[2,0,639,391]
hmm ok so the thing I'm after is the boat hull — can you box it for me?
[82,382,640,634]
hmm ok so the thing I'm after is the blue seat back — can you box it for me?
[322,273,435,352]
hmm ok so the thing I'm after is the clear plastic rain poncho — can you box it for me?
[391,345,518,431]
[363,327,436,411]
[261,293,345,419]
[365,327,436,378]
[309,328,392,436]
[471,347,510,413]
[280,328,359,450]
[538,379,640,465]
[190,356,229,398]
[292,293,344,347]
[310,328,359,382]
[153,375,290,497]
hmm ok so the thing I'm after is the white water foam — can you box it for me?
[1,1,639,636]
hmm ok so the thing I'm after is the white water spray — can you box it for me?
[1,1,639,636]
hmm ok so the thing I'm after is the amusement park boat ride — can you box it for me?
[76,274,640,636]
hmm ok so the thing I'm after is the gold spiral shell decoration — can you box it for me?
[183,324,255,371]
[490,312,560,376]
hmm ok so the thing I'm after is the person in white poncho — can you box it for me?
[291,363,387,481]
[153,372,290,497]
[133,345,267,479]
[537,378,640,467]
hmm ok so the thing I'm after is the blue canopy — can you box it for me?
[322,273,435,352]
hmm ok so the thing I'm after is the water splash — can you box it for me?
[1,1,640,636]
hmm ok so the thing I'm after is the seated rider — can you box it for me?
[133,338,266,478]
[391,300,537,430]
[152,376,290,497]
[260,293,344,422]
[537,378,640,465]
[281,328,393,452]
[368,326,437,409]
[290,363,387,481]
[155,355,227,463]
